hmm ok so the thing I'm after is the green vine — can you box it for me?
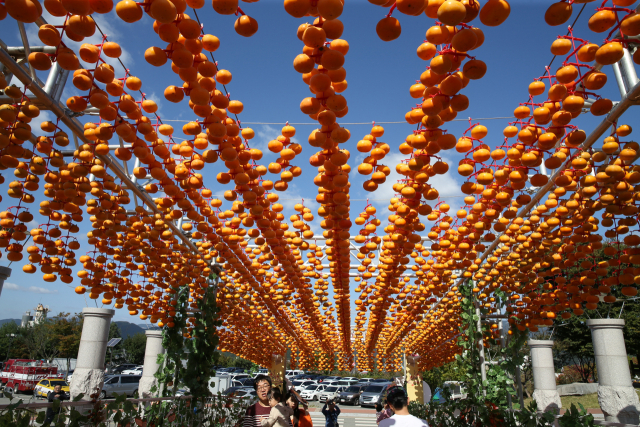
[407,280,595,427]
[0,389,251,427]
[184,283,221,398]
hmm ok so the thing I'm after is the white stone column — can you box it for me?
[139,330,165,398]
[529,339,562,413]
[0,266,12,299]
[70,308,115,401]
[587,318,640,424]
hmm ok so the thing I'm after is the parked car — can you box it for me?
[175,389,191,397]
[101,375,141,398]
[111,364,137,374]
[358,378,374,384]
[34,379,69,399]
[292,380,316,392]
[435,381,466,401]
[300,384,326,401]
[228,374,250,383]
[223,386,254,396]
[371,378,391,383]
[318,386,345,403]
[122,367,143,375]
[342,377,359,382]
[286,370,305,377]
[359,383,392,407]
[338,385,365,406]
[253,369,268,378]
[226,388,257,403]
[337,380,358,387]
[237,378,255,388]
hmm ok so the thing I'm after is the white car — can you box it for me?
[300,384,326,401]
[359,378,374,383]
[292,380,316,392]
[320,380,339,387]
[342,377,358,382]
[122,367,143,375]
[319,386,345,403]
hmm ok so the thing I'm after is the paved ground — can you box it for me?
[0,392,40,405]
[309,410,378,427]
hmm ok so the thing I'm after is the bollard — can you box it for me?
[139,330,165,398]
[587,319,640,424]
[70,308,115,401]
[528,340,561,413]
[0,266,12,299]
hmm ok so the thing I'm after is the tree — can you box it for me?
[109,322,121,340]
[422,359,466,391]
[0,322,21,360]
[553,315,597,383]
[51,313,83,376]
[122,333,146,364]
[18,320,59,361]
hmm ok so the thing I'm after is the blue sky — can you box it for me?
[0,0,638,325]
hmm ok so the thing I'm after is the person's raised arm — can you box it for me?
[335,405,341,416]
[322,403,328,416]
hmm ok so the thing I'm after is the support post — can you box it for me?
[528,340,561,413]
[406,355,424,404]
[269,354,285,391]
[139,330,165,398]
[498,321,513,410]
[587,319,640,424]
[475,302,486,396]
[0,266,12,299]
[70,308,115,401]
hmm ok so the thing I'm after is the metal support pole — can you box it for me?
[0,46,202,256]
[620,48,639,93]
[498,320,513,410]
[612,62,628,98]
[16,23,36,81]
[475,301,486,396]
[43,61,60,95]
[515,358,525,409]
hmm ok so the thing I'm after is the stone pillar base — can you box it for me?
[532,389,561,413]
[598,385,640,424]
[139,377,158,398]
[70,368,105,400]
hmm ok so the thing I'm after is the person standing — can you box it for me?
[378,388,428,427]
[244,375,274,427]
[322,399,341,427]
[44,384,68,425]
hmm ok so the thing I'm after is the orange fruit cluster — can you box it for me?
[2,0,640,372]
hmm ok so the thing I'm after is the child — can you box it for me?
[262,388,294,427]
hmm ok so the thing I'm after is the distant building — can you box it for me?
[21,304,49,328]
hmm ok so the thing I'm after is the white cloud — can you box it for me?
[253,125,280,153]
[4,282,58,294]
[369,152,464,212]
[252,125,301,153]
[146,91,163,115]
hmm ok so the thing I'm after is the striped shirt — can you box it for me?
[243,402,272,427]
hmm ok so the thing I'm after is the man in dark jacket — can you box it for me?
[322,399,341,427]
[45,384,68,425]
